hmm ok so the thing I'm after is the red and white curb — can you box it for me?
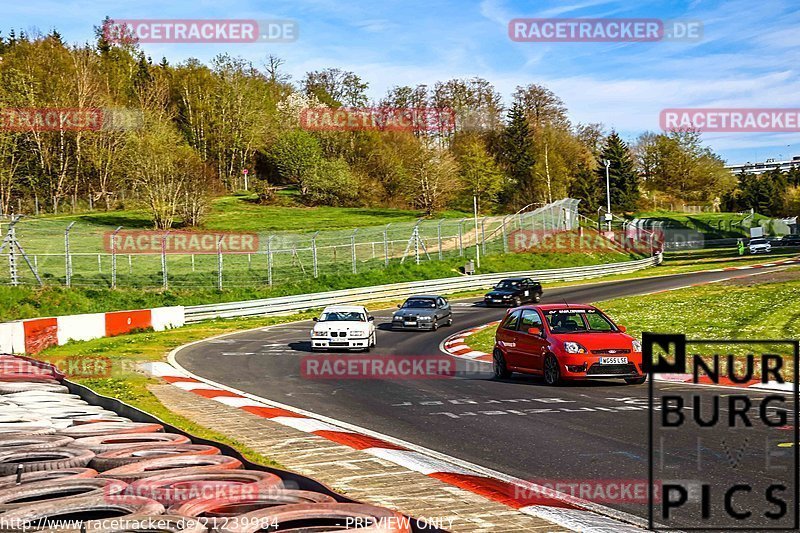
[439,321,499,364]
[142,352,646,531]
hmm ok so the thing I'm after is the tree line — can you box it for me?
[0,21,792,229]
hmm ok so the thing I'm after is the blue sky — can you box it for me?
[3,0,799,164]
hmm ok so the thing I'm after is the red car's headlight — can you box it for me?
[632,339,642,352]
[563,341,587,354]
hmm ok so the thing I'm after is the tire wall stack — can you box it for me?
[0,354,439,532]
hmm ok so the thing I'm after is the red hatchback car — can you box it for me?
[493,304,645,385]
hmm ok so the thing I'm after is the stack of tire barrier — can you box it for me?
[0,355,417,532]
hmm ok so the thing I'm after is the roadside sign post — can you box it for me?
[242,168,249,191]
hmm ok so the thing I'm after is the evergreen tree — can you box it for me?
[596,132,639,213]
[500,102,537,208]
[569,166,601,214]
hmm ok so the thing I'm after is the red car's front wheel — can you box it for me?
[543,354,562,386]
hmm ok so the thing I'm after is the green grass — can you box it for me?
[599,271,800,341]
[15,194,472,233]
[630,210,769,239]
[0,250,637,321]
[601,270,800,377]
[467,325,498,355]
[203,194,470,233]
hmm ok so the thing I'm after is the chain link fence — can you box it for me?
[0,199,581,289]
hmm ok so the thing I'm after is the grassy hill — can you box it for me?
[630,211,770,239]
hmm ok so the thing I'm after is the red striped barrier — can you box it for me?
[0,307,184,354]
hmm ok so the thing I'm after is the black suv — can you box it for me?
[483,277,543,307]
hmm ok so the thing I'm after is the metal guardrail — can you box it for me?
[185,255,662,322]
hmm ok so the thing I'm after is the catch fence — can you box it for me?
[0,199,582,289]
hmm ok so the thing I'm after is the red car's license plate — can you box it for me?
[599,357,628,365]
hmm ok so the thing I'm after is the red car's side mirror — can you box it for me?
[618,325,626,333]
[528,327,542,336]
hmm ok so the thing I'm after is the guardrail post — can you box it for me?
[383,223,391,267]
[161,231,170,291]
[217,235,223,290]
[267,235,274,286]
[351,229,358,274]
[311,231,320,278]
[64,222,75,287]
[437,219,444,260]
[110,226,122,289]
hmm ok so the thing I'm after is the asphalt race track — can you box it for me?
[177,266,798,527]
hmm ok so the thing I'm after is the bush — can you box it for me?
[304,158,360,206]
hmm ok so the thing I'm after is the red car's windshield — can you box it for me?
[544,309,616,333]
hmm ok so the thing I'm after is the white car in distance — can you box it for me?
[310,305,376,351]
[748,238,772,254]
